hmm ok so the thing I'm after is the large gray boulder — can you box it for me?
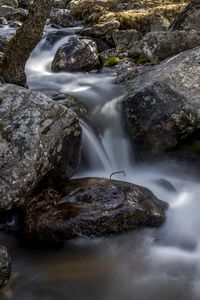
[51,37,100,72]
[79,20,120,38]
[169,0,200,32]
[22,178,168,242]
[129,30,200,63]
[0,246,11,289]
[0,84,81,211]
[121,47,200,161]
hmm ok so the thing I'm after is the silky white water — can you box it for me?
[1,26,200,300]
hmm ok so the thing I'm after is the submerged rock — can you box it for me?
[121,47,200,162]
[0,84,81,211]
[51,37,100,72]
[0,246,11,289]
[22,178,168,242]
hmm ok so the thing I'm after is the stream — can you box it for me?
[1,25,200,300]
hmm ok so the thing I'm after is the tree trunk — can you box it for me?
[0,0,54,86]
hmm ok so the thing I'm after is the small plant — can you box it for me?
[104,56,120,67]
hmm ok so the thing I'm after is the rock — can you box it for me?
[8,20,22,27]
[51,37,101,72]
[153,179,177,193]
[53,0,70,9]
[0,0,18,8]
[22,178,168,241]
[0,34,8,51]
[121,47,200,161]
[0,246,11,288]
[150,14,170,31]
[129,30,200,63]
[0,84,81,211]
[79,20,120,38]
[50,7,75,28]
[113,29,142,51]
[17,0,29,9]
[99,48,119,64]
[0,5,27,21]
[52,93,88,119]
[0,17,7,26]
[169,0,200,32]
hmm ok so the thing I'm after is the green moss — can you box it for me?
[137,54,150,64]
[104,56,120,67]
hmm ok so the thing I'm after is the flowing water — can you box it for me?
[1,25,200,300]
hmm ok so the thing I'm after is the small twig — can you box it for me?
[110,171,126,179]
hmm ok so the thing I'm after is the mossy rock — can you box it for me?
[137,53,150,64]
[104,56,120,67]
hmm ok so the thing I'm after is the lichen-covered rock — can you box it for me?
[0,5,27,21]
[0,246,11,288]
[51,37,100,72]
[113,29,142,51]
[0,84,81,211]
[0,0,18,8]
[53,0,71,9]
[169,0,200,32]
[121,47,200,161]
[129,30,200,63]
[22,178,168,241]
[50,7,75,28]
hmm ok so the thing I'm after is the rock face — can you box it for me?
[169,0,200,32]
[50,8,75,27]
[130,30,200,63]
[51,37,100,72]
[22,178,168,242]
[121,47,200,161]
[0,246,11,288]
[0,84,81,211]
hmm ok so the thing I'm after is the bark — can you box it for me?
[0,0,54,86]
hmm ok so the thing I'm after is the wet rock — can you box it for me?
[79,20,120,38]
[51,37,101,72]
[0,5,27,21]
[0,84,81,211]
[129,30,200,63]
[113,29,142,51]
[0,0,18,8]
[0,246,11,288]
[50,7,75,28]
[121,47,200,161]
[42,30,71,49]
[154,179,177,193]
[22,178,168,241]
[169,0,200,32]
[52,93,88,119]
